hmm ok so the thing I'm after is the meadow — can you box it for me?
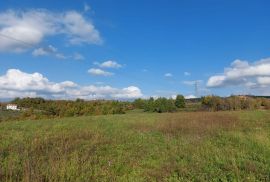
[0,111,270,181]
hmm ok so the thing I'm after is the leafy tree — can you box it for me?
[175,95,185,108]
[133,98,146,109]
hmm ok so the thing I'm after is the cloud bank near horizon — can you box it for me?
[0,69,143,100]
[207,58,270,95]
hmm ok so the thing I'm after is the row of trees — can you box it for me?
[201,95,270,111]
[2,95,270,121]
[9,97,131,120]
[133,95,186,113]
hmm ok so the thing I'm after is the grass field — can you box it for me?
[0,110,21,122]
[0,111,270,181]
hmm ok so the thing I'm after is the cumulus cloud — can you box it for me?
[207,58,270,89]
[164,73,173,77]
[95,60,122,69]
[88,68,114,76]
[184,72,191,76]
[0,9,102,52]
[0,69,77,94]
[0,69,142,100]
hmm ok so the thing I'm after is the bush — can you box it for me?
[8,97,130,120]
[139,97,177,113]
[261,98,270,109]
[202,95,266,111]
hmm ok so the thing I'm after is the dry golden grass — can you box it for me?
[131,112,239,137]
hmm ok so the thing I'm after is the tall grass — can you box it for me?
[0,111,269,181]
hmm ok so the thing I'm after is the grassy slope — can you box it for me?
[0,111,270,181]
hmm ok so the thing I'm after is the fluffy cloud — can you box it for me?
[164,73,173,77]
[0,69,77,94]
[257,77,270,85]
[207,58,270,88]
[96,60,122,69]
[0,69,142,100]
[88,68,114,76]
[184,72,191,76]
[0,9,101,52]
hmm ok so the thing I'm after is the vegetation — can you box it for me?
[1,95,270,122]
[0,97,131,122]
[133,95,185,113]
[175,94,185,108]
[201,95,270,111]
[0,111,269,181]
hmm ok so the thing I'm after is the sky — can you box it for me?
[0,0,270,100]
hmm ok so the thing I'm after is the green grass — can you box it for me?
[0,111,270,181]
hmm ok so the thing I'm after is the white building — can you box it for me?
[6,104,20,111]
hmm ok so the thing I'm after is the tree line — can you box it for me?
[133,95,186,113]
[1,95,270,122]
[0,97,131,121]
[201,95,270,111]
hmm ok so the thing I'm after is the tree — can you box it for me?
[175,95,185,108]
[133,98,146,109]
[144,97,155,112]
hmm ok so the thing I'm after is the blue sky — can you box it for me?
[0,0,270,100]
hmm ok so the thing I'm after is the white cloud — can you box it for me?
[184,72,191,76]
[0,69,76,94]
[88,68,114,76]
[32,48,49,56]
[55,53,68,60]
[164,73,173,77]
[185,95,197,99]
[207,58,270,89]
[62,11,101,45]
[112,86,143,99]
[230,59,249,68]
[97,60,122,68]
[0,9,102,52]
[33,46,84,61]
[32,45,57,56]
[257,77,270,86]
[0,69,142,100]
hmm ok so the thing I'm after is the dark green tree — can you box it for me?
[175,95,185,108]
